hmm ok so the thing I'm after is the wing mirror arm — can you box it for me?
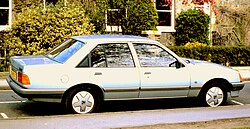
[176,61,184,69]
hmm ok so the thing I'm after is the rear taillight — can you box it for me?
[17,72,30,85]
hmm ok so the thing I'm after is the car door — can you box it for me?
[133,43,191,98]
[77,43,140,100]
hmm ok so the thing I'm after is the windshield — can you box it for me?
[47,39,85,63]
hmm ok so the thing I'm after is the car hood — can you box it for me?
[182,58,241,83]
[183,58,226,67]
[10,55,58,70]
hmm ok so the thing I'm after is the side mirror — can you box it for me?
[169,61,184,68]
[176,61,185,69]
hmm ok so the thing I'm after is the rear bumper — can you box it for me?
[6,75,65,102]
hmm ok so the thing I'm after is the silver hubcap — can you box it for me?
[72,91,94,114]
[206,87,224,107]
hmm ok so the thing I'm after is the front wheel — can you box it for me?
[65,88,100,114]
[201,84,227,107]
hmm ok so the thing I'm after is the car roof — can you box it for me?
[71,34,158,44]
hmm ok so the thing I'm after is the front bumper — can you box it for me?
[229,82,245,98]
[6,75,65,102]
[231,82,245,91]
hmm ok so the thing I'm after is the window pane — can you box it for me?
[158,12,171,26]
[48,39,85,63]
[105,44,134,68]
[78,56,90,67]
[156,0,171,10]
[90,44,134,68]
[133,44,176,67]
[0,9,9,25]
[91,45,106,68]
[0,0,9,7]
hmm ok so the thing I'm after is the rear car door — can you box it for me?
[133,43,191,98]
[77,43,140,100]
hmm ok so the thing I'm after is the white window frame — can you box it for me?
[0,0,12,31]
[105,9,127,32]
[154,0,175,33]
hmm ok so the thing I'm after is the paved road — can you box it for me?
[0,83,249,129]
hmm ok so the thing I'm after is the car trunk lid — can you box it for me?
[10,55,58,70]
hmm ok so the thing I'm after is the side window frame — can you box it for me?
[133,43,179,68]
[77,43,135,68]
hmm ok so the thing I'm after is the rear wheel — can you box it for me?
[201,83,227,107]
[65,87,100,114]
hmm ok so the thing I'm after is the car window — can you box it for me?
[78,43,135,68]
[91,45,107,67]
[47,39,85,63]
[133,43,177,67]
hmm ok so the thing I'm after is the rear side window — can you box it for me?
[47,39,85,63]
[78,43,135,68]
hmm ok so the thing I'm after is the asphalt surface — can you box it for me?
[0,104,250,129]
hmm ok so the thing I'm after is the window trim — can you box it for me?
[0,0,12,31]
[77,43,136,68]
[133,43,178,68]
[154,0,175,33]
[105,9,127,32]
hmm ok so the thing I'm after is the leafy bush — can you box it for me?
[184,42,207,47]
[175,9,210,46]
[121,0,158,35]
[169,46,250,66]
[3,3,94,57]
[93,0,158,35]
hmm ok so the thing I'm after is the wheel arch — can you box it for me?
[198,78,232,97]
[61,83,105,104]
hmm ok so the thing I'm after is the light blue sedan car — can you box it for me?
[7,35,244,114]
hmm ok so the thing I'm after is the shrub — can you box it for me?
[175,9,210,46]
[121,0,158,35]
[94,0,158,35]
[184,42,207,48]
[3,3,94,57]
[169,46,250,66]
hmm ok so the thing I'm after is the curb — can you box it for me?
[0,79,10,90]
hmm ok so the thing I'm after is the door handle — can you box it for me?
[144,72,151,75]
[94,72,102,75]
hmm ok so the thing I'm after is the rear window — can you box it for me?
[47,39,85,63]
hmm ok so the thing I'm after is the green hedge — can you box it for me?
[169,46,250,66]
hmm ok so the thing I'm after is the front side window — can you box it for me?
[47,39,85,63]
[133,43,177,67]
[78,43,134,68]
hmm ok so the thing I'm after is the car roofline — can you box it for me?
[71,34,157,44]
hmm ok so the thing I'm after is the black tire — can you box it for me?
[200,82,227,107]
[64,87,101,114]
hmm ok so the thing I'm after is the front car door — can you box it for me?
[133,43,191,98]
